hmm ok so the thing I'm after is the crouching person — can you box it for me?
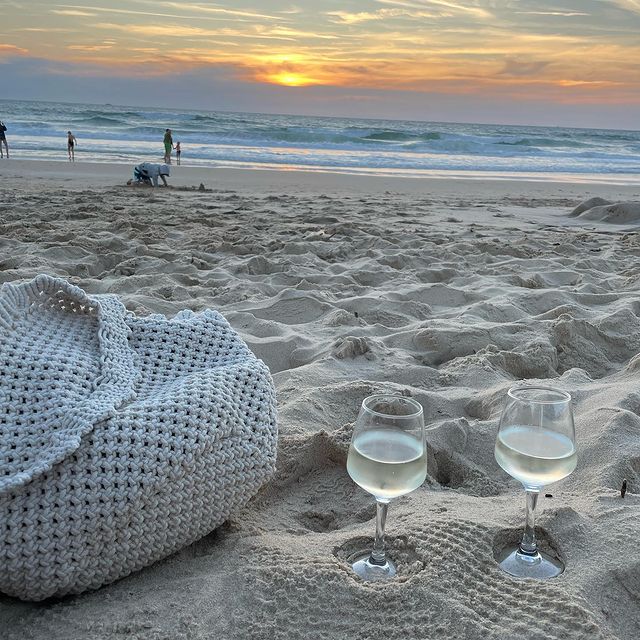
[130,162,170,187]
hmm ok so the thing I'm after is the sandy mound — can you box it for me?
[570,198,640,223]
[569,197,612,217]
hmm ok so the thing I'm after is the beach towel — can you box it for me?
[0,275,278,601]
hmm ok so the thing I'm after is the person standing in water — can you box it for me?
[163,128,173,163]
[175,141,181,165]
[67,131,78,161]
[0,121,9,158]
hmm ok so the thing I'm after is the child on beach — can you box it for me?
[0,121,9,158]
[67,131,78,161]
[175,141,181,165]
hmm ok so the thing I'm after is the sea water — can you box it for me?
[0,99,639,183]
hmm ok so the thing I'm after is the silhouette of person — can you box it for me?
[0,121,9,159]
[163,129,173,163]
[67,131,78,161]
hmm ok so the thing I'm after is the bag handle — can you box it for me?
[0,275,140,493]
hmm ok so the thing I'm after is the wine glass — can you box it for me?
[346,394,427,581]
[494,386,576,579]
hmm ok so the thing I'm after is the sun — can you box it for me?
[268,72,315,87]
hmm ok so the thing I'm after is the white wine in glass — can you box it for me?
[494,386,576,579]
[347,395,427,581]
[495,424,577,488]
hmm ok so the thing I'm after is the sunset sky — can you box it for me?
[1,0,639,127]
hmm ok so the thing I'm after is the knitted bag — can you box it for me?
[0,275,277,601]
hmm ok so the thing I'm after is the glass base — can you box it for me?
[496,546,564,579]
[351,553,397,581]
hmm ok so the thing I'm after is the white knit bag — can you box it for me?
[0,275,277,601]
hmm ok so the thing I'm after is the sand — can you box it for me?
[1,160,639,640]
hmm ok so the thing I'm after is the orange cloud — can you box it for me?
[51,9,96,17]
[93,22,298,42]
[516,11,590,16]
[67,44,114,51]
[53,2,282,22]
[327,8,437,24]
[0,44,29,56]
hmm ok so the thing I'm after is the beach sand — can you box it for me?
[1,160,639,640]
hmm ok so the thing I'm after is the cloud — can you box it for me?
[93,23,295,41]
[555,79,623,87]
[267,27,337,40]
[93,23,222,38]
[376,0,491,19]
[515,11,590,17]
[609,0,640,14]
[278,6,303,15]
[67,44,114,51]
[53,3,254,23]
[51,9,96,16]
[18,27,72,32]
[327,8,436,24]
[0,44,29,56]
[151,1,284,21]
[91,22,331,43]
[499,58,552,77]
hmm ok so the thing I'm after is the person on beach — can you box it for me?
[67,131,78,161]
[0,121,9,159]
[129,162,170,187]
[163,128,173,163]
[175,141,181,165]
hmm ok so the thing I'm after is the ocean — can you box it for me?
[1,99,639,184]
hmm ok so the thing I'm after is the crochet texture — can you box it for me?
[0,275,278,601]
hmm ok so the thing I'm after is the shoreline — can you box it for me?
[1,159,640,199]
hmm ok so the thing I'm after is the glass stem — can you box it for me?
[519,489,539,556]
[370,499,390,565]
